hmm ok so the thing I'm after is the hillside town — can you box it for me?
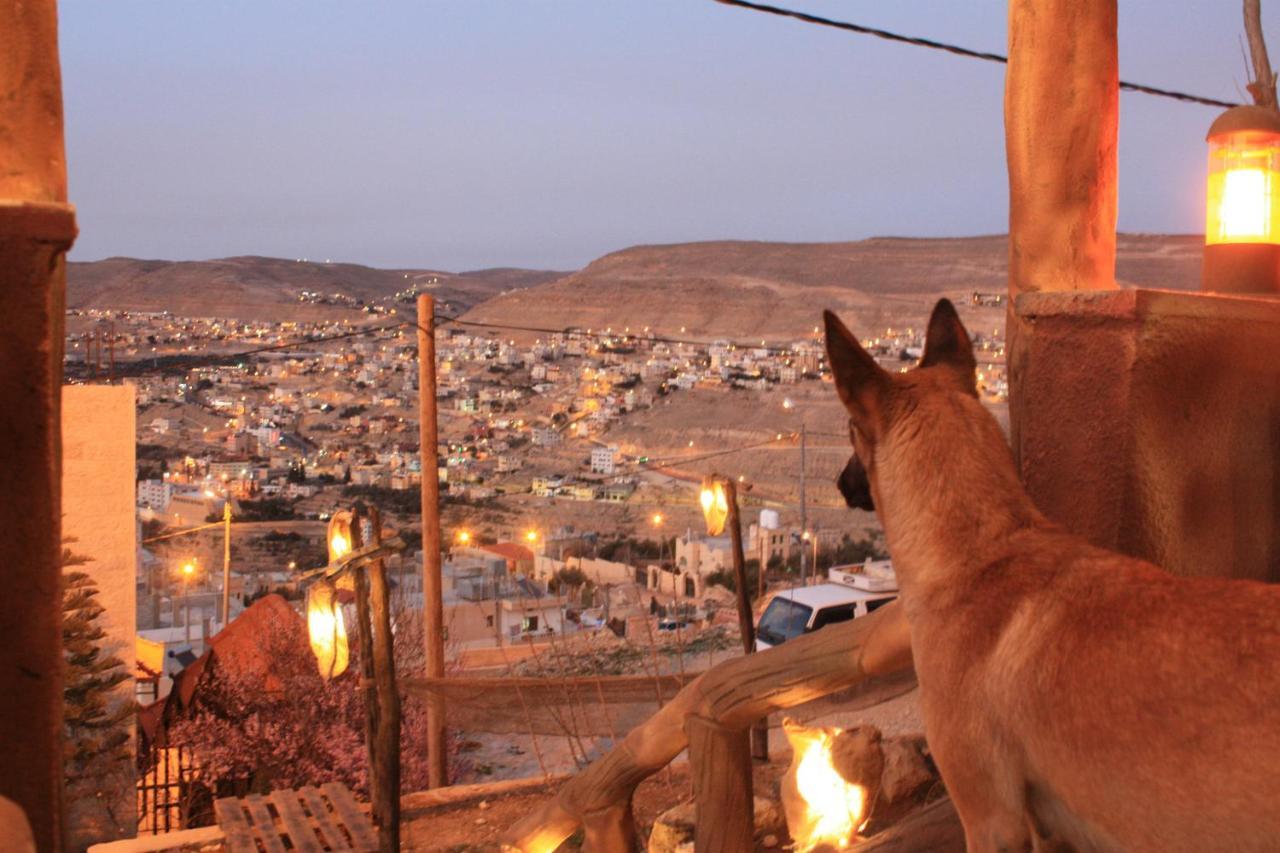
[72,297,1007,527]
[64,299,1008,687]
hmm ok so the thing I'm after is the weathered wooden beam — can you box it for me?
[349,511,384,850]
[687,716,753,853]
[367,509,400,853]
[417,293,448,789]
[501,600,913,851]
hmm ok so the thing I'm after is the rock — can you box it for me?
[647,797,785,852]
[831,725,885,793]
[877,735,936,807]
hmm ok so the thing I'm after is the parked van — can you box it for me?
[754,560,897,651]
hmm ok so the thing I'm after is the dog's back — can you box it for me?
[916,528,1280,851]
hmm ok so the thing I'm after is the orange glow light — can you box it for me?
[1206,130,1280,245]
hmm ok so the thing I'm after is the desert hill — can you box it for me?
[461,234,1202,340]
[67,255,566,321]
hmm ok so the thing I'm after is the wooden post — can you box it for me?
[349,509,383,834]
[221,500,232,626]
[724,479,754,652]
[723,478,767,761]
[687,715,754,853]
[0,1,76,848]
[367,509,401,853]
[417,293,448,787]
[581,800,638,852]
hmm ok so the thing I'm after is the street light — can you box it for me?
[307,577,349,680]
[802,530,819,582]
[652,513,666,564]
[697,473,767,761]
[178,559,197,644]
[328,510,354,561]
[779,399,809,583]
[456,530,471,546]
[699,478,730,537]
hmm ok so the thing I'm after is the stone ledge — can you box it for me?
[1017,286,1280,324]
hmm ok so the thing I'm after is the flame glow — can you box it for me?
[329,530,351,559]
[1206,134,1280,245]
[307,580,349,680]
[788,729,869,853]
[699,478,730,536]
[1219,168,1269,239]
[699,487,714,514]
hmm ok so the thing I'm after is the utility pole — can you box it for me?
[106,321,116,382]
[221,501,232,626]
[798,423,807,585]
[417,294,447,788]
[721,478,768,761]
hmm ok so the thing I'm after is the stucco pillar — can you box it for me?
[1005,0,1118,298]
[0,2,77,850]
[1003,4,1280,581]
[1005,0,1119,467]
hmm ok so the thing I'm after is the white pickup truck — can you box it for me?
[753,560,898,651]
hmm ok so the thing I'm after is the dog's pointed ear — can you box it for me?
[920,299,977,394]
[824,309,889,424]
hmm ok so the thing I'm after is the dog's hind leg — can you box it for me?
[957,807,1034,853]
[933,747,1033,852]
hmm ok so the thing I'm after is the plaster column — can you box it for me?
[0,2,77,850]
[1005,0,1119,299]
[1005,0,1119,469]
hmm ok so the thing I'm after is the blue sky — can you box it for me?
[60,2,1255,270]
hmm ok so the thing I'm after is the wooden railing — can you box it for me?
[500,600,915,852]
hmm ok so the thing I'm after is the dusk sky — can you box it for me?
[60,2,1256,271]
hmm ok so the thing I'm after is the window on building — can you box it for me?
[522,615,539,633]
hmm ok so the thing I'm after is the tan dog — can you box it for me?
[824,300,1280,852]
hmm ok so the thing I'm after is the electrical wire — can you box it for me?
[713,0,1239,109]
[429,316,816,358]
[625,433,796,471]
[418,316,1006,366]
[141,520,225,544]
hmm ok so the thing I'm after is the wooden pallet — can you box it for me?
[214,783,379,853]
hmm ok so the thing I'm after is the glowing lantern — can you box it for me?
[307,578,349,680]
[1203,105,1280,293]
[699,477,729,536]
[327,510,354,562]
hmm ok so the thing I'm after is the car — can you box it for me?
[753,561,898,651]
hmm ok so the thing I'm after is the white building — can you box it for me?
[532,427,562,447]
[137,479,173,511]
[590,445,617,475]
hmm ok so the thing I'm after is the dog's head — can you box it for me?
[824,299,978,513]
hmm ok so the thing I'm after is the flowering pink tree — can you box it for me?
[168,602,434,797]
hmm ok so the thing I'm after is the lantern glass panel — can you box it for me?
[1206,131,1280,245]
